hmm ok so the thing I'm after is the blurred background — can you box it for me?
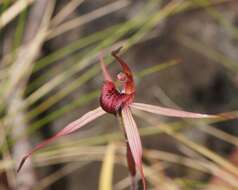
[1,0,238,189]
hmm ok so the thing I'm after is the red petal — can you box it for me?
[99,52,113,82]
[111,47,135,95]
[131,102,217,118]
[17,107,106,172]
[121,107,147,190]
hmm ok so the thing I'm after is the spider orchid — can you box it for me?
[17,47,217,190]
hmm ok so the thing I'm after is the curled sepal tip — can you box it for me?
[17,156,28,173]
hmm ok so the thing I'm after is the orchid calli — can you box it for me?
[17,47,217,189]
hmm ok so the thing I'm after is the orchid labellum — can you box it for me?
[17,47,217,190]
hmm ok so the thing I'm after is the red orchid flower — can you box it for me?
[17,47,217,189]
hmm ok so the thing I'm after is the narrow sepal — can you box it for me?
[121,107,147,189]
[131,102,217,118]
[99,52,113,82]
[17,107,106,172]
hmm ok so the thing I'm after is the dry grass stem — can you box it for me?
[51,0,85,26]
[0,0,35,30]
[47,0,130,40]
